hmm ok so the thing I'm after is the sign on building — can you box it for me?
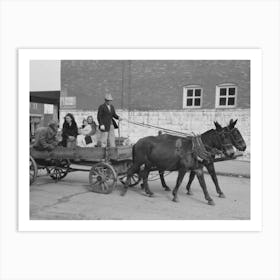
[60,96,76,109]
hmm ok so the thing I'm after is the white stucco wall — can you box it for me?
[60,109,250,161]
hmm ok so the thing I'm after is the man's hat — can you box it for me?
[48,120,59,130]
[105,93,113,101]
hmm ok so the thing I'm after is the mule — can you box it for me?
[121,122,235,205]
[159,119,247,198]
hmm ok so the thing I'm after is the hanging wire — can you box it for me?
[121,117,193,137]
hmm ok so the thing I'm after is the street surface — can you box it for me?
[30,163,250,220]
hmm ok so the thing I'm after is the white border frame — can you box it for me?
[19,49,261,232]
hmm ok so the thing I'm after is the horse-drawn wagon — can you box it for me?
[29,145,140,194]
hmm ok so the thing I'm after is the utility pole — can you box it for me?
[121,61,125,110]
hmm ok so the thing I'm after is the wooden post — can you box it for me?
[53,104,58,121]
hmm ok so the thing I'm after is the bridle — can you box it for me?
[224,127,245,149]
[215,129,234,151]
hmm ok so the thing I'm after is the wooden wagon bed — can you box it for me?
[30,145,132,162]
[29,145,140,194]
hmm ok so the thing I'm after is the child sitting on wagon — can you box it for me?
[76,116,99,147]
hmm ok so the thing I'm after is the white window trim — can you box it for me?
[183,85,203,109]
[215,84,238,108]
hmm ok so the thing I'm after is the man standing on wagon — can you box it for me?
[97,93,122,148]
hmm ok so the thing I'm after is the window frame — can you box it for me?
[182,85,203,109]
[215,83,238,108]
[31,102,38,110]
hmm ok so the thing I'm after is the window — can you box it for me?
[31,103,38,110]
[183,86,202,108]
[215,84,237,108]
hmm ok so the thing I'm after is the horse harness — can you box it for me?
[225,127,244,148]
[175,132,229,163]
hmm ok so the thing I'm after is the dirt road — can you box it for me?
[30,168,250,220]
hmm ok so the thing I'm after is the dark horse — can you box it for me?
[159,119,247,198]
[121,122,235,205]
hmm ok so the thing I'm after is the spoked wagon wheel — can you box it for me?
[88,162,117,194]
[30,156,38,185]
[119,173,141,187]
[47,160,70,182]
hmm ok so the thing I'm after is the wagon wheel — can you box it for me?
[47,160,70,181]
[119,173,141,187]
[30,156,38,185]
[88,162,117,194]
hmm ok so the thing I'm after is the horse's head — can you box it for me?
[213,121,235,157]
[224,119,247,152]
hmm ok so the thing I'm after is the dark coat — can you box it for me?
[33,127,58,151]
[97,103,119,132]
[61,122,78,147]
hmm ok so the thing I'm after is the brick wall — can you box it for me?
[61,60,250,110]
[60,108,250,161]
[61,60,123,109]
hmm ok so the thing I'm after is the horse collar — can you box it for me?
[192,135,220,162]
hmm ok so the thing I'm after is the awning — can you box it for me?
[30,91,60,105]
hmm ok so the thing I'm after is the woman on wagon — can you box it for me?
[61,113,78,148]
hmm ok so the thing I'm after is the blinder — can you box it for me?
[224,127,245,149]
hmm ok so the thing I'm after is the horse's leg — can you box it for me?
[205,163,225,198]
[120,164,140,196]
[172,168,187,202]
[186,171,196,195]
[142,166,153,196]
[195,168,215,205]
[159,171,171,191]
[138,169,145,190]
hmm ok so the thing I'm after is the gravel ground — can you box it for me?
[30,167,250,220]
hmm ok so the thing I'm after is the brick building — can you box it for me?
[60,60,250,159]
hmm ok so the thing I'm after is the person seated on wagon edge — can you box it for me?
[80,118,88,129]
[86,115,100,146]
[76,117,97,147]
[33,120,59,151]
[97,93,122,148]
[61,113,78,148]
[86,115,97,136]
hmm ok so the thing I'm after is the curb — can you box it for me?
[205,171,250,179]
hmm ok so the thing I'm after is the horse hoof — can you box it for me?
[172,197,179,203]
[219,193,226,198]
[208,200,215,206]
[186,191,193,196]
[164,187,171,192]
